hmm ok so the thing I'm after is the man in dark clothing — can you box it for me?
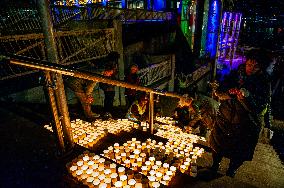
[100,63,117,118]
[125,64,140,109]
[210,49,274,177]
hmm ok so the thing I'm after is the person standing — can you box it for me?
[125,64,140,109]
[65,77,99,120]
[210,49,275,177]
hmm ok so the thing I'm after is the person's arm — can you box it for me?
[126,104,140,122]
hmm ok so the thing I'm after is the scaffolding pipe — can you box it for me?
[38,0,74,152]
[149,92,154,134]
[9,56,186,100]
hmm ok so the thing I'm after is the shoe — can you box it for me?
[226,169,236,178]
[102,112,112,120]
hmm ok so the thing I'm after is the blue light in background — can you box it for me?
[122,0,126,8]
[154,0,165,11]
[102,0,107,6]
[205,0,222,59]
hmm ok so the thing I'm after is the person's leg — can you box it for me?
[211,150,223,172]
[226,158,244,177]
[75,91,99,119]
[104,91,115,113]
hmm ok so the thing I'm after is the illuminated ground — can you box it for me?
[0,99,283,188]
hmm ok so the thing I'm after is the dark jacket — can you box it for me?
[209,98,260,161]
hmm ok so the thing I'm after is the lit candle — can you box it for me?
[121,153,127,161]
[92,171,100,178]
[70,166,78,176]
[156,161,162,167]
[83,155,90,162]
[128,179,136,187]
[163,175,170,185]
[137,158,143,167]
[129,155,135,163]
[98,166,105,173]
[91,164,99,171]
[98,174,106,181]
[99,183,107,188]
[141,166,148,175]
[114,143,120,150]
[135,183,143,188]
[118,167,125,176]
[93,178,100,187]
[104,169,111,178]
[148,176,156,185]
[110,163,116,173]
[86,168,93,175]
[88,160,94,166]
[180,165,187,173]
[120,175,127,186]
[77,160,84,167]
[152,165,158,171]
[86,176,94,186]
[110,173,118,184]
[124,159,131,168]
[156,172,163,181]
[149,157,155,165]
[149,170,156,177]
[75,169,83,179]
[81,165,88,171]
[99,158,105,167]
[104,178,111,188]
[152,181,160,188]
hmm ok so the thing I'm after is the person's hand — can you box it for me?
[228,88,244,99]
[86,95,94,104]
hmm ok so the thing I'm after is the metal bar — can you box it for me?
[38,0,74,152]
[9,55,185,100]
[149,92,154,134]
[44,71,66,154]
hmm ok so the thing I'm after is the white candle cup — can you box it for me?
[149,170,156,177]
[118,167,125,176]
[92,171,100,178]
[93,178,100,187]
[110,173,118,184]
[98,174,106,181]
[88,160,94,166]
[81,165,88,171]
[110,163,117,173]
[99,183,107,188]
[116,156,122,164]
[129,155,135,163]
[152,165,158,171]
[152,181,160,188]
[132,163,138,171]
[121,153,127,161]
[114,143,120,150]
[137,158,143,167]
[75,170,83,180]
[124,159,131,168]
[86,168,94,175]
[135,183,143,188]
[104,169,111,178]
[156,172,163,181]
[120,174,128,186]
[83,155,90,162]
[69,166,78,176]
[77,160,84,167]
[128,179,136,187]
[104,178,111,188]
[114,181,123,188]
[141,166,148,175]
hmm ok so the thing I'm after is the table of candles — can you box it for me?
[44,117,207,187]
